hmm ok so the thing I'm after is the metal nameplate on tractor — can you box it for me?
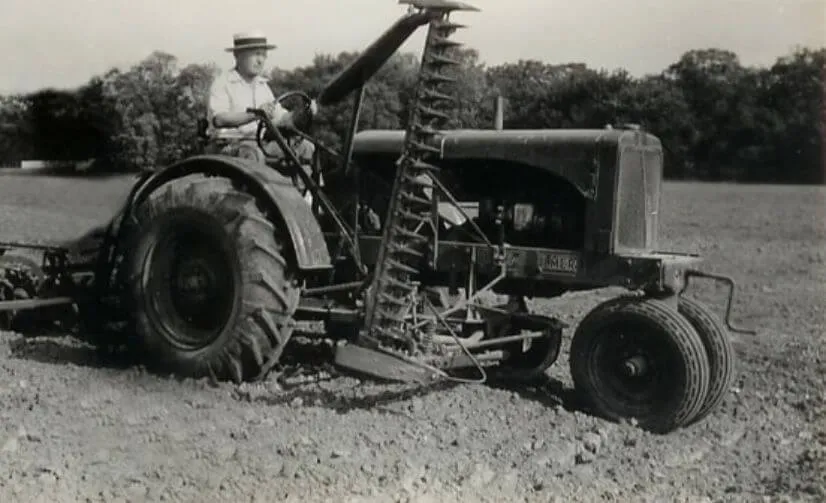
[537,250,580,275]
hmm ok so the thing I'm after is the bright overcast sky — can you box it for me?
[1,0,823,93]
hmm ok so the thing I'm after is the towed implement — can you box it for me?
[0,0,755,434]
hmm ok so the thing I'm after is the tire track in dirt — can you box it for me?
[2,182,824,502]
[2,321,823,502]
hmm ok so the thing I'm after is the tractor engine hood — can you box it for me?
[351,128,660,199]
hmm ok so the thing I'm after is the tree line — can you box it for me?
[0,45,823,183]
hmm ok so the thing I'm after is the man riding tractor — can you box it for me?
[205,30,320,201]
[65,31,322,265]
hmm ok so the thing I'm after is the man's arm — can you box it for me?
[207,77,253,129]
[212,110,257,128]
[213,101,294,128]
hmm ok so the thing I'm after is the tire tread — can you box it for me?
[127,173,300,383]
[678,296,736,424]
[570,296,711,433]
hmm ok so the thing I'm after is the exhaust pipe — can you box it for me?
[493,95,504,130]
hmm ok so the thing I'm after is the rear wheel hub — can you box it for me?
[173,257,218,313]
[146,223,236,350]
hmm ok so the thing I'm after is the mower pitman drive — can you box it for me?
[0,0,754,434]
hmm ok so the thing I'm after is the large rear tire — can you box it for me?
[124,174,300,383]
[678,296,736,425]
[569,296,710,434]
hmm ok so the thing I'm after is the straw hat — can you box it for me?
[225,30,276,52]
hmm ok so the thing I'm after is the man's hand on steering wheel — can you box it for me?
[247,90,316,146]
[260,100,290,126]
[246,90,320,169]
[252,92,315,151]
[260,101,315,129]
[259,91,316,130]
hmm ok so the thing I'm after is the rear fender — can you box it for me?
[129,155,332,271]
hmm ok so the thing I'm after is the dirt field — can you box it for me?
[1,173,824,502]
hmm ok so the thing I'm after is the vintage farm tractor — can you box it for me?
[0,0,754,433]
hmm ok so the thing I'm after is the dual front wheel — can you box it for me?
[569,295,736,434]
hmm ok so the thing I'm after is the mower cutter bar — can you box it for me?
[334,323,557,384]
[333,342,438,384]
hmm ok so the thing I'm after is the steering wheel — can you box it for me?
[246,89,316,161]
[253,90,314,142]
[246,89,323,193]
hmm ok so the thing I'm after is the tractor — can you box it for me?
[0,0,754,434]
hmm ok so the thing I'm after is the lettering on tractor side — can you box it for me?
[538,251,579,274]
[0,0,755,435]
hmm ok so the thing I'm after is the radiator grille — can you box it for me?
[644,149,662,250]
[616,149,647,249]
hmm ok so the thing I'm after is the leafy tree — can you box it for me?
[171,62,220,159]
[0,94,33,163]
[98,52,219,171]
[760,48,826,183]
[24,88,84,161]
[486,60,590,128]
[665,49,759,180]
[1,43,824,183]
[439,47,498,128]
[269,51,418,151]
[614,75,697,179]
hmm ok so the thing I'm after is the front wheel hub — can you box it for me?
[622,355,649,377]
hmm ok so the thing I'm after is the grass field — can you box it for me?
[0,173,136,243]
[1,173,824,502]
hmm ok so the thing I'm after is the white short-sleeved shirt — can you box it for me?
[207,68,280,140]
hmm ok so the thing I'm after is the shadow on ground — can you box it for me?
[245,339,588,417]
[247,373,587,418]
[5,332,588,418]
[5,333,140,371]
